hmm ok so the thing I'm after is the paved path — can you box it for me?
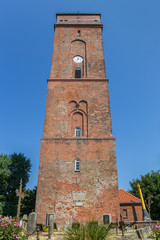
[28,231,153,240]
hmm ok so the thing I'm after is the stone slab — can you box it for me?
[72,191,86,201]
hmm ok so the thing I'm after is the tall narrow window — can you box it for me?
[75,68,81,78]
[75,127,81,137]
[75,159,80,171]
[77,30,81,36]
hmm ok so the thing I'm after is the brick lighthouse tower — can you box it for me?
[36,13,120,228]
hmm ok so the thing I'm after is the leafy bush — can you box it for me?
[65,225,86,240]
[65,221,110,240]
[42,224,49,232]
[151,225,160,239]
[72,222,80,229]
[0,217,28,240]
[86,221,110,240]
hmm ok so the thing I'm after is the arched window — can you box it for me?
[75,127,81,137]
[75,159,80,171]
[75,68,81,78]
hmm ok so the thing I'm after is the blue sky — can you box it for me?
[0,0,160,191]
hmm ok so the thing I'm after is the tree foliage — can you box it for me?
[21,187,37,215]
[0,153,32,216]
[129,170,160,220]
[7,153,31,192]
[0,155,11,214]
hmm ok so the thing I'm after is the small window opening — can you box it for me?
[75,159,80,171]
[60,20,63,22]
[77,30,81,36]
[64,20,68,22]
[94,20,98,22]
[75,68,81,78]
[123,209,128,219]
[75,127,81,137]
[103,214,111,225]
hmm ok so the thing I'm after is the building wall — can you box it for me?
[36,14,120,228]
[43,80,112,138]
[50,24,105,79]
[120,204,143,222]
[36,139,119,226]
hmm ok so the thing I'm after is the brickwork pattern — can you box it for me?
[119,189,143,221]
[120,204,143,221]
[50,26,105,79]
[36,139,119,226]
[36,13,120,228]
[43,81,112,138]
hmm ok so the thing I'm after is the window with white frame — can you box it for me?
[75,159,80,172]
[75,127,81,137]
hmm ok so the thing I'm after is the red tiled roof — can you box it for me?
[119,189,141,203]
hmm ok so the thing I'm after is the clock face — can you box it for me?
[73,56,83,63]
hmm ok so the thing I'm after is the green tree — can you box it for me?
[3,153,32,216]
[0,154,11,214]
[21,187,37,215]
[129,170,160,220]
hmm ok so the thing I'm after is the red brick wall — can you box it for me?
[120,204,143,221]
[43,80,112,138]
[50,27,105,79]
[56,14,101,25]
[36,139,120,226]
[36,14,120,228]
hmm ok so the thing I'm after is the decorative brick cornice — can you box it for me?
[41,137,115,141]
[47,78,109,82]
[54,24,103,30]
[56,13,101,17]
